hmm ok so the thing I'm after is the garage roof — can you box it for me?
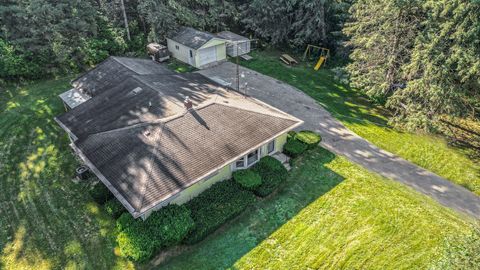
[169,27,224,50]
[217,31,250,42]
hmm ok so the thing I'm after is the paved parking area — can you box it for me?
[198,61,480,219]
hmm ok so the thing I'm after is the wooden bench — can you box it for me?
[279,54,298,65]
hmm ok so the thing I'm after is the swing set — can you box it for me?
[303,45,330,70]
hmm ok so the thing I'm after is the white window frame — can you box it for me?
[232,148,262,171]
[267,140,275,154]
[247,149,259,166]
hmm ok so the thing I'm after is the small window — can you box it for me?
[247,149,259,166]
[189,50,193,57]
[235,157,245,169]
[267,140,275,154]
[175,45,179,50]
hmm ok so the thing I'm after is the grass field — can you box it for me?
[157,147,471,269]
[239,50,480,195]
[0,79,133,269]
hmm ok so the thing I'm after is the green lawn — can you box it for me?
[239,50,480,195]
[0,79,133,269]
[156,147,471,270]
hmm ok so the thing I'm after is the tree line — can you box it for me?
[1,0,478,131]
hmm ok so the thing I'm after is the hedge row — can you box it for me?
[116,204,194,262]
[252,156,288,197]
[184,180,256,244]
[283,130,321,157]
[233,169,262,190]
[104,199,125,219]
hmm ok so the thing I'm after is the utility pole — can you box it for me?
[120,0,131,41]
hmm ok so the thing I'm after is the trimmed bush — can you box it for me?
[296,130,321,149]
[185,180,256,244]
[283,139,308,158]
[252,156,288,197]
[287,130,297,142]
[233,169,262,190]
[116,204,194,262]
[89,183,113,204]
[104,199,125,218]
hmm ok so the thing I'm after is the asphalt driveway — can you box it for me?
[198,61,480,219]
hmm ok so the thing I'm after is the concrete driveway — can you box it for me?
[198,61,480,219]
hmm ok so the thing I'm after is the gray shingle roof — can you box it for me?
[168,27,223,50]
[76,103,298,215]
[56,57,302,217]
[217,31,249,42]
[72,57,174,96]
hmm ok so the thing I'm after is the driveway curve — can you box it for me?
[198,61,480,219]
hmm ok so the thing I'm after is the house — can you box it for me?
[167,27,227,68]
[216,31,251,57]
[55,56,303,220]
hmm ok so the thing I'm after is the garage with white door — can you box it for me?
[198,46,217,67]
[167,27,227,69]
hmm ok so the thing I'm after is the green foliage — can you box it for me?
[283,139,308,158]
[116,204,194,262]
[287,130,297,142]
[252,156,288,197]
[241,0,351,49]
[295,131,321,149]
[104,199,125,218]
[431,225,480,270]
[345,0,480,130]
[185,180,256,244]
[233,169,262,190]
[89,183,114,204]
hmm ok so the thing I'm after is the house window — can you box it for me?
[247,149,259,166]
[175,45,179,50]
[189,50,193,57]
[267,140,275,154]
[235,157,245,169]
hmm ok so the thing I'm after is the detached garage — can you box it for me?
[167,27,227,69]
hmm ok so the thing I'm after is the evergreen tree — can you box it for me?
[389,0,480,129]
[343,0,423,102]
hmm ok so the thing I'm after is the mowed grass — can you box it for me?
[157,147,471,270]
[0,79,133,269]
[239,50,480,194]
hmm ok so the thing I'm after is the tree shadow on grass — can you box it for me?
[0,79,132,270]
[149,147,343,270]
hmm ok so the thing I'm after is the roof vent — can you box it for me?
[132,87,142,95]
[184,96,193,110]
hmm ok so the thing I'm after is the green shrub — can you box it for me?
[233,169,262,190]
[287,130,297,142]
[116,204,194,262]
[89,183,113,204]
[104,199,125,218]
[185,180,256,244]
[296,131,321,149]
[283,139,308,158]
[252,156,288,197]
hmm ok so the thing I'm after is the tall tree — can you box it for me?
[343,0,423,102]
[241,0,351,49]
[388,0,480,129]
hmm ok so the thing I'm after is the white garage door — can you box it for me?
[198,46,217,66]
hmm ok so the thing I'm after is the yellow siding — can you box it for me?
[216,43,226,61]
[276,133,288,152]
[171,165,232,205]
